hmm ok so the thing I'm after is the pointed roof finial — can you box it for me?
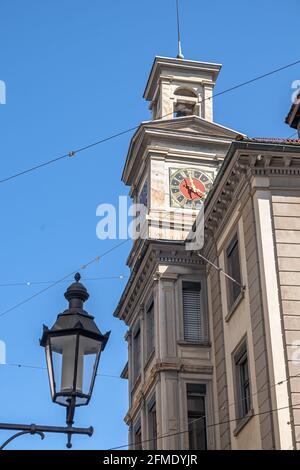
[74,272,81,282]
[176,0,184,59]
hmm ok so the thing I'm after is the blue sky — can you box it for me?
[0,0,299,450]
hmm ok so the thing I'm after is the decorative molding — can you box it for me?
[125,360,213,422]
[116,243,204,323]
[158,254,203,265]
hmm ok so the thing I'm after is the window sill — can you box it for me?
[233,409,254,437]
[225,290,245,323]
[177,341,211,347]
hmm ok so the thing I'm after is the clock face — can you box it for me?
[169,168,213,209]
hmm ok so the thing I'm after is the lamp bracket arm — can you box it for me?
[0,422,93,450]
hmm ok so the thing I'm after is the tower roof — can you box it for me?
[143,56,222,102]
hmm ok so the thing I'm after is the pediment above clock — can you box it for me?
[122,116,245,185]
[147,115,244,139]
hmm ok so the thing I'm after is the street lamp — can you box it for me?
[0,272,110,450]
[40,272,110,447]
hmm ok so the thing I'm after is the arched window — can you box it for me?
[174,87,197,98]
[173,87,199,118]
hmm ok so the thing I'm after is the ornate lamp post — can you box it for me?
[0,273,110,450]
[41,272,110,447]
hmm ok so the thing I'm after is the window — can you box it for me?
[174,88,197,98]
[148,399,157,450]
[146,300,155,361]
[182,281,208,343]
[134,421,142,450]
[174,102,196,117]
[234,342,251,419]
[133,326,141,382]
[173,88,198,117]
[187,384,207,450]
[226,234,242,307]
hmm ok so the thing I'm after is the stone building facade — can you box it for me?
[114,56,300,450]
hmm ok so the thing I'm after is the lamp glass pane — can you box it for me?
[45,343,55,398]
[50,334,77,395]
[79,336,102,397]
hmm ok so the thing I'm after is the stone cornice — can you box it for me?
[114,241,204,324]
[201,147,300,258]
[157,252,203,267]
[125,360,213,424]
[142,126,237,144]
[202,162,249,256]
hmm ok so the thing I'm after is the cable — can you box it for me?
[109,401,300,450]
[6,361,296,449]
[196,252,245,290]
[4,363,45,371]
[222,371,300,414]
[0,118,172,185]
[0,125,142,185]
[120,369,300,449]
[287,131,298,139]
[2,358,299,418]
[0,274,128,288]
[110,368,300,450]
[2,356,298,449]
[211,58,300,100]
[0,363,123,380]
[1,58,300,185]
[0,238,130,320]
[2,360,299,448]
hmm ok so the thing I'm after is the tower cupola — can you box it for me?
[143,56,221,122]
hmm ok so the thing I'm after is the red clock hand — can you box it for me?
[183,179,204,198]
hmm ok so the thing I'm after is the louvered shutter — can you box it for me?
[183,282,208,343]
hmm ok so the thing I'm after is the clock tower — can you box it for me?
[115,56,243,450]
[122,56,242,243]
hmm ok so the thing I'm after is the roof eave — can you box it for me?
[204,138,300,209]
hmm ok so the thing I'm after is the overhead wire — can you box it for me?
[1,360,299,416]
[2,353,300,448]
[0,57,299,448]
[1,58,300,185]
[0,363,122,380]
[109,401,300,450]
[0,238,130,320]
[0,275,128,288]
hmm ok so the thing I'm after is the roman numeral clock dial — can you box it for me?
[170,168,213,209]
